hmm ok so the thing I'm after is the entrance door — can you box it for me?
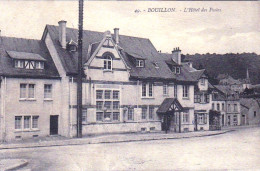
[50,115,58,135]
[222,115,225,126]
[241,115,246,125]
[162,113,172,133]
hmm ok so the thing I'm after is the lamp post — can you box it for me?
[77,0,84,138]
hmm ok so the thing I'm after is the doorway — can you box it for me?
[241,115,246,125]
[222,115,225,126]
[227,115,231,126]
[50,115,58,135]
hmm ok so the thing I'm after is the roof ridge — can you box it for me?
[0,36,41,42]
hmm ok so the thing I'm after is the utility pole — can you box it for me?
[77,0,83,138]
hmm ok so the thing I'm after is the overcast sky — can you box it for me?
[0,1,259,54]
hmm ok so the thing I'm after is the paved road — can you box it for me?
[1,127,260,170]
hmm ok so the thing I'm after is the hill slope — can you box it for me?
[185,53,260,84]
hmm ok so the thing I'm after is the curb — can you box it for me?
[0,130,232,150]
[2,159,28,171]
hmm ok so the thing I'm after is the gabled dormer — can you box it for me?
[7,51,46,70]
[66,39,77,52]
[127,52,146,68]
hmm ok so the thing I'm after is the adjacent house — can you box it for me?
[240,98,260,125]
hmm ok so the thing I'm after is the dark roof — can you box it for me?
[240,98,260,108]
[0,36,60,79]
[7,51,47,61]
[157,98,183,113]
[44,25,200,83]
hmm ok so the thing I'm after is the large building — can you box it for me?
[0,21,226,141]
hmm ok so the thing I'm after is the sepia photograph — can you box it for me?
[0,0,259,170]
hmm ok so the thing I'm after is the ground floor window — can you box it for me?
[142,106,155,120]
[15,115,39,130]
[128,108,134,121]
[233,115,237,123]
[183,112,189,123]
[82,110,87,123]
[149,107,154,120]
[142,107,147,120]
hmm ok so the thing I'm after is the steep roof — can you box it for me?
[240,98,260,109]
[44,24,199,83]
[0,36,60,79]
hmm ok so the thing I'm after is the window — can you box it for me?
[183,112,189,123]
[233,115,237,123]
[28,84,35,99]
[82,110,87,123]
[32,116,39,129]
[35,61,44,69]
[96,90,103,99]
[212,103,215,110]
[228,104,231,112]
[104,55,112,70]
[113,112,120,121]
[15,60,24,68]
[128,108,134,121]
[44,84,52,99]
[201,78,205,85]
[254,111,256,117]
[24,116,31,129]
[163,84,168,96]
[222,103,225,111]
[176,67,180,74]
[174,85,177,98]
[113,91,119,99]
[105,90,111,99]
[96,89,120,122]
[149,107,154,120]
[198,114,207,124]
[20,84,27,99]
[217,104,220,111]
[194,94,201,103]
[234,104,238,112]
[205,94,210,103]
[142,107,147,120]
[182,85,189,98]
[142,83,153,98]
[25,60,35,69]
[15,116,22,129]
[96,112,103,121]
[136,60,144,67]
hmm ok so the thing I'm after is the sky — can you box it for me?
[0,1,259,54]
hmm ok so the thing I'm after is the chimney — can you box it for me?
[58,20,67,49]
[171,47,181,65]
[113,28,119,44]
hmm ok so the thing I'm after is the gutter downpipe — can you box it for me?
[69,77,74,137]
[1,77,6,142]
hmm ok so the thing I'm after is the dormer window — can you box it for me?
[171,66,180,74]
[136,60,144,67]
[200,78,205,85]
[35,61,44,69]
[69,45,77,52]
[15,60,24,68]
[153,62,159,68]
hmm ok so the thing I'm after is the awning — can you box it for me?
[157,98,184,114]
[7,51,47,61]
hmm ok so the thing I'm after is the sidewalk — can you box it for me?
[0,129,232,150]
[0,159,28,171]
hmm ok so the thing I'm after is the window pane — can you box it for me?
[96,112,103,121]
[149,107,154,120]
[142,107,147,120]
[28,84,35,98]
[149,83,153,97]
[32,116,39,128]
[142,83,146,97]
[44,84,52,99]
[104,112,111,121]
[128,109,134,120]
[163,84,168,95]
[105,90,111,99]
[96,90,103,99]
[24,116,31,129]
[96,101,103,110]
[104,101,111,109]
[20,84,27,98]
[82,110,87,122]
[113,91,119,99]
[15,116,22,129]
[113,112,120,121]
[113,101,119,110]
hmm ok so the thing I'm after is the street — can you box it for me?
[1,127,260,171]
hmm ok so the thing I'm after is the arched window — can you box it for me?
[217,103,220,111]
[104,55,112,70]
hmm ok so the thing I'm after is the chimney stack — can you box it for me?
[58,20,67,49]
[171,47,182,65]
[114,28,119,44]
